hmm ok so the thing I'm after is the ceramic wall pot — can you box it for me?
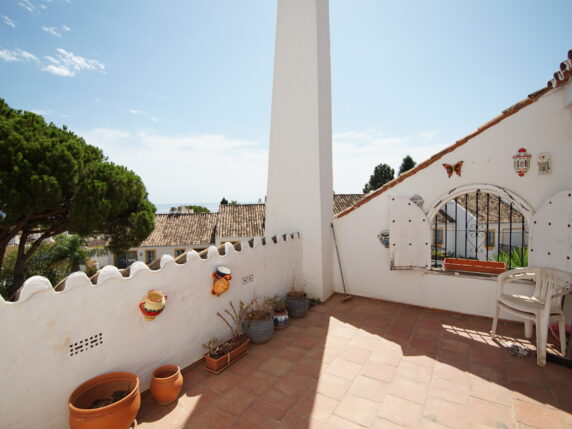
[285,295,309,318]
[273,310,289,329]
[150,365,183,405]
[139,290,167,321]
[244,317,274,344]
[68,371,140,429]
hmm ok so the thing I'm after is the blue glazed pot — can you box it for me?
[273,310,289,329]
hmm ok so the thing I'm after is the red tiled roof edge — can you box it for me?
[336,50,571,219]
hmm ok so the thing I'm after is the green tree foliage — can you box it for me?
[229,200,238,205]
[363,163,395,193]
[220,197,228,205]
[0,99,155,299]
[398,155,417,175]
[0,234,100,299]
[185,205,210,213]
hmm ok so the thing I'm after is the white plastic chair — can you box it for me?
[491,267,572,366]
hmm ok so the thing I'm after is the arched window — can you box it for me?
[429,190,528,270]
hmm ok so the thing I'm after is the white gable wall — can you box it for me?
[332,84,572,317]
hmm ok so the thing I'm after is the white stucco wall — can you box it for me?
[0,235,301,429]
[333,83,572,318]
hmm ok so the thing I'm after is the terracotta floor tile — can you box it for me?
[372,417,414,428]
[325,414,367,429]
[183,407,235,429]
[513,398,564,428]
[279,345,309,361]
[389,376,428,404]
[339,345,373,364]
[291,391,339,423]
[334,393,381,427]
[349,374,390,402]
[203,370,243,393]
[362,360,398,382]
[259,356,294,377]
[291,357,324,378]
[468,397,515,429]
[315,373,352,400]
[279,411,311,428]
[325,357,363,381]
[510,380,556,406]
[469,376,513,407]
[423,396,468,429]
[396,360,433,384]
[378,394,424,428]
[238,370,276,395]
[212,386,256,416]
[433,362,470,385]
[409,337,439,355]
[429,377,469,405]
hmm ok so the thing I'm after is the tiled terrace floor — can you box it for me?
[137,294,572,428]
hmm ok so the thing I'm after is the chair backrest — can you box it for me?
[530,267,572,301]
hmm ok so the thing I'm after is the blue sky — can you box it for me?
[1,0,570,205]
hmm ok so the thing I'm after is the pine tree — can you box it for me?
[363,163,395,193]
[398,155,417,175]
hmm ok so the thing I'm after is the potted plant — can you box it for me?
[271,295,289,329]
[244,297,275,343]
[286,285,309,318]
[68,371,140,429]
[202,300,252,374]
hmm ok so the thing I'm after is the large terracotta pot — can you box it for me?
[150,365,183,405]
[69,371,140,429]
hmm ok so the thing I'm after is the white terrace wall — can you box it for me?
[0,235,302,429]
[332,83,572,318]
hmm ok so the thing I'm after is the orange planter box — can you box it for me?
[444,258,506,274]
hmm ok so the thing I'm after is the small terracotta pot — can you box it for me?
[68,371,140,429]
[150,365,183,405]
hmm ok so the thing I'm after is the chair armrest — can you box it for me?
[497,267,536,295]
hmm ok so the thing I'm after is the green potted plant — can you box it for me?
[285,284,309,318]
[243,297,275,343]
[202,300,253,374]
[271,295,289,329]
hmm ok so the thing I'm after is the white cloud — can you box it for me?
[128,109,143,115]
[18,0,40,14]
[2,16,17,28]
[42,25,71,37]
[418,130,438,141]
[80,129,268,203]
[333,129,449,193]
[42,48,105,77]
[79,127,452,202]
[30,109,51,115]
[42,26,62,37]
[0,48,38,63]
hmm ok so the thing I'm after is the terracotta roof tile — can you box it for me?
[218,204,265,239]
[139,213,218,247]
[333,194,364,214]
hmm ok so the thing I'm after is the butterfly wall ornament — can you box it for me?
[442,161,463,178]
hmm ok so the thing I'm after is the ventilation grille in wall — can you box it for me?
[69,333,103,357]
[242,274,254,285]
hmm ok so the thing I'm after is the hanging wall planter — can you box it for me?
[68,371,140,429]
[139,290,167,321]
[211,266,232,296]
